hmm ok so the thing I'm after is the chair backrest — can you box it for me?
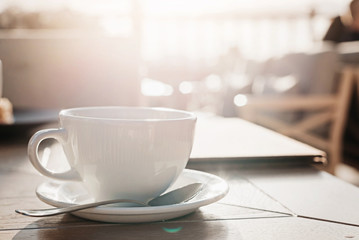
[248,49,340,96]
[235,50,355,173]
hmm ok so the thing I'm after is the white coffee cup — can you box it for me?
[28,106,196,202]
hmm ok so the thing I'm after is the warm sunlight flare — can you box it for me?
[0,0,351,62]
[1,1,359,238]
[141,78,174,97]
[233,94,248,107]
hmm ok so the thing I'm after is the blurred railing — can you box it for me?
[139,11,334,112]
[141,12,332,63]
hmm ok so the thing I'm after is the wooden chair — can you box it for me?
[235,52,355,174]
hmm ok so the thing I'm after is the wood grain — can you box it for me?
[1,120,359,239]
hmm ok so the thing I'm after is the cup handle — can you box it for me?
[28,128,81,181]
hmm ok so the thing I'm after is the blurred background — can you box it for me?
[0,0,358,177]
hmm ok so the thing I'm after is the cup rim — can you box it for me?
[59,106,197,122]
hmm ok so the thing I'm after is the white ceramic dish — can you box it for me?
[36,169,229,223]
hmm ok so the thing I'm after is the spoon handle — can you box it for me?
[15,199,147,217]
[16,183,203,217]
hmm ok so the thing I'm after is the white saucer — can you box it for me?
[36,169,229,223]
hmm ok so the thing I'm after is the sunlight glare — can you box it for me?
[272,75,298,92]
[100,16,132,36]
[179,81,194,94]
[205,74,222,92]
[233,94,248,107]
[141,78,174,97]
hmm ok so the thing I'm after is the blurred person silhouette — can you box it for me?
[324,0,359,166]
[324,0,359,43]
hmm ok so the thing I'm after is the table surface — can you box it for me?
[1,116,359,240]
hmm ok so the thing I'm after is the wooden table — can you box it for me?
[1,116,359,239]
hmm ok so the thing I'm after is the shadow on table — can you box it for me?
[12,213,232,240]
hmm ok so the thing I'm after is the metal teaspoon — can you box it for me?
[15,183,203,217]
